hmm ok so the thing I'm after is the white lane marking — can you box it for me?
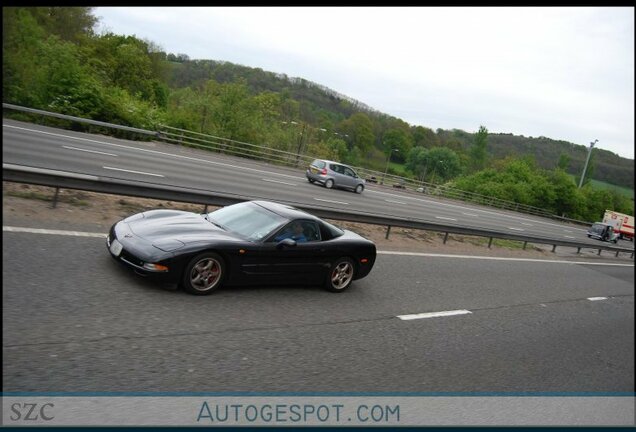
[397,310,472,321]
[521,223,534,226]
[564,230,573,233]
[463,213,478,217]
[564,235,576,239]
[436,216,457,221]
[314,198,349,205]
[508,227,525,231]
[103,166,164,177]
[587,297,608,301]
[262,178,297,186]
[3,226,106,238]
[386,199,407,205]
[4,124,300,180]
[377,251,635,267]
[62,146,118,157]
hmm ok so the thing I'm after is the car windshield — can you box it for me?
[590,224,606,234]
[207,202,288,241]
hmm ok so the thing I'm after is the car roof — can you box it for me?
[251,200,320,222]
[314,159,351,167]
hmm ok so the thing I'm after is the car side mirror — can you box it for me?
[276,238,297,249]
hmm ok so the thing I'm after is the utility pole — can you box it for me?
[578,139,597,188]
[295,122,307,167]
[382,148,398,185]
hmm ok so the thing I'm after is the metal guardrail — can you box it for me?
[3,163,633,259]
[0,103,600,226]
[2,103,160,137]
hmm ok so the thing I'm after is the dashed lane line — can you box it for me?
[103,166,164,177]
[397,310,472,321]
[62,146,118,157]
[314,198,349,205]
[262,178,297,186]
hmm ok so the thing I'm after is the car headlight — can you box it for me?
[142,263,169,272]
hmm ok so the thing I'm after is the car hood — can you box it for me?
[124,210,240,245]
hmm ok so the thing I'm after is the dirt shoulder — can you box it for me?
[3,181,631,262]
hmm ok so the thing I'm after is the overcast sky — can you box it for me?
[95,7,634,159]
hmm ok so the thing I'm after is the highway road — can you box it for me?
[3,226,633,392]
[4,119,633,250]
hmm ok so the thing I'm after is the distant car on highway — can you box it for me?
[393,181,406,189]
[587,222,619,243]
[366,176,378,184]
[107,200,376,295]
[306,159,365,193]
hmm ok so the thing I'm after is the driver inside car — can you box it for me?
[274,221,307,243]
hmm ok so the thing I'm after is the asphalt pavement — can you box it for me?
[3,228,633,393]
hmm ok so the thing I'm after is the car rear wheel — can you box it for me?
[181,252,225,295]
[354,184,364,194]
[325,179,334,189]
[325,257,355,292]
[308,178,315,183]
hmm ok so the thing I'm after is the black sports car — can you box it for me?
[107,200,377,295]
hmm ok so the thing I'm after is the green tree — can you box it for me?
[411,126,439,148]
[406,146,461,183]
[469,125,489,172]
[426,147,462,183]
[382,128,412,162]
[30,7,97,44]
[557,152,570,170]
[406,146,429,181]
[338,112,375,154]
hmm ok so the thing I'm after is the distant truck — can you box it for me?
[602,210,634,241]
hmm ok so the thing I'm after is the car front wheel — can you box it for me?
[354,184,364,194]
[325,257,355,292]
[325,179,334,189]
[181,252,225,295]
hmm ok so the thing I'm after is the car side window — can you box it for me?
[330,164,343,174]
[344,167,355,177]
[301,221,321,242]
[270,220,321,243]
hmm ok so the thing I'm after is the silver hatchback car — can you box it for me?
[306,159,365,193]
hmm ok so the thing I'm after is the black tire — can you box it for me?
[354,184,364,194]
[587,235,591,238]
[307,178,315,183]
[181,252,225,295]
[325,179,334,189]
[325,257,355,292]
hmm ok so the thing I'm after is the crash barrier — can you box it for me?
[3,163,633,259]
[3,103,589,225]
[2,103,159,138]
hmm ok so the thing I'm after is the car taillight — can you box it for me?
[320,168,327,175]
